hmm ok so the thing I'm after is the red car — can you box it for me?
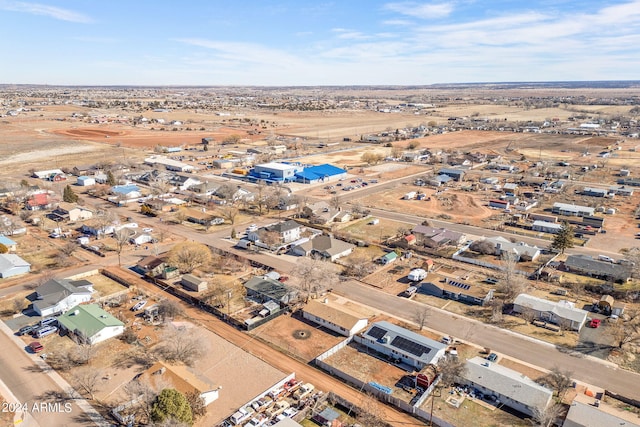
[589,319,601,328]
[28,341,44,353]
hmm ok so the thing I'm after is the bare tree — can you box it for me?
[343,254,375,279]
[72,343,96,365]
[437,357,466,390]
[330,194,341,210]
[123,378,161,423]
[356,393,387,427]
[59,241,79,257]
[530,403,565,427]
[185,391,207,421]
[498,253,528,303]
[168,242,212,274]
[157,299,184,322]
[413,306,431,330]
[218,205,239,225]
[489,298,504,324]
[114,228,131,266]
[293,256,339,301]
[610,312,640,349]
[157,325,207,366]
[73,368,100,400]
[537,367,573,400]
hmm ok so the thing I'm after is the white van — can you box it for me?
[598,255,615,263]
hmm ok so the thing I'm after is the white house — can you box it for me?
[0,254,31,278]
[249,220,302,244]
[0,236,17,252]
[302,299,368,337]
[513,294,589,331]
[32,278,94,317]
[459,357,553,417]
[356,321,447,370]
[292,235,354,262]
[57,304,124,345]
[141,361,220,406]
[52,203,93,222]
[483,236,541,261]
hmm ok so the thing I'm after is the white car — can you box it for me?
[142,227,153,233]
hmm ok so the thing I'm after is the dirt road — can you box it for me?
[109,268,425,426]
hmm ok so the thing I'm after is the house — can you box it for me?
[513,294,588,331]
[334,211,352,223]
[303,201,340,224]
[489,199,510,210]
[244,276,298,304]
[26,192,53,210]
[420,279,494,306]
[608,185,634,196]
[169,174,201,191]
[51,203,93,222]
[404,234,417,245]
[302,299,368,337]
[503,183,518,193]
[32,278,94,317]
[380,251,398,265]
[552,202,595,217]
[130,233,154,246]
[563,394,640,427]
[182,274,208,292]
[136,256,167,277]
[532,220,562,234]
[483,236,541,261]
[581,187,609,198]
[356,321,447,370]
[33,169,65,180]
[0,254,31,278]
[76,176,96,186]
[57,304,124,345]
[140,361,220,406]
[81,219,115,237]
[459,357,553,417]
[249,220,302,244]
[563,255,631,282]
[183,208,221,226]
[0,236,17,252]
[111,184,142,199]
[438,168,465,181]
[312,408,341,427]
[292,234,355,262]
[411,225,467,248]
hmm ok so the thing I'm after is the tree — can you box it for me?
[437,357,466,389]
[413,306,431,330]
[151,388,193,425]
[168,242,212,274]
[158,324,207,366]
[498,253,528,303]
[185,391,206,421]
[610,311,640,349]
[73,368,100,400]
[343,255,375,279]
[531,403,565,427]
[106,170,116,186]
[218,205,239,225]
[551,222,574,254]
[62,185,78,203]
[292,256,339,301]
[361,152,383,165]
[489,298,504,324]
[537,367,573,400]
[619,247,640,279]
[124,378,160,423]
[157,299,184,322]
[114,228,131,267]
[0,243,7,254]
[330,194,341,210]
[59,241,78,257]
[469,240,496,255]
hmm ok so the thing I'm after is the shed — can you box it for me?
[181,274,208,292]
[597,295,614,314]
[0,236,17,252]
[380,252,398,265]
[76,176,96,186]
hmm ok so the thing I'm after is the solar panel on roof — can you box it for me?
[367,326,387,340]
[448,281,471,290]
[391,336,431,357]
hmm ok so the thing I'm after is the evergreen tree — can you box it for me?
[551,221,574,254]
[63,185,78,203]
[151,388,193,425]
[106,170,116,186]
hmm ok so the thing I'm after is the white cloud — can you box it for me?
[0,1,92,23]
[384,1,454,19]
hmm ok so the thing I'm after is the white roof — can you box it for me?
[563,398,640,427]
[256,162,297,171]
[514,294,588,323]
[0,254,30,270]
[463,357,553,412]
[532,220,562,229]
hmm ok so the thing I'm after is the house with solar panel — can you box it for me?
[420,278,494,306]
[356,321,447,370]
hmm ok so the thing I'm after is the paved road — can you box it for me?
[0,324,107,427]
[331,279,640,397]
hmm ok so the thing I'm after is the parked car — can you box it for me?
[34,326,58,338]
[590,318,601,328]
[487,353,498,362]
[17,325,37,336]
[28,341,44,353]
[39,317,57,327]
[131,300,148,311]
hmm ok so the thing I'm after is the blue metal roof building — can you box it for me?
[295,164,347,183]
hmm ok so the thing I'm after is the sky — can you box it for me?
[1,0,639,86]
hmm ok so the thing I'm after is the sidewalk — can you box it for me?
[0,321,111,427]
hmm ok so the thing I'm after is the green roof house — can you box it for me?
[380,251,398,265]
[57,304,124,345]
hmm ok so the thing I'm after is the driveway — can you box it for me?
[574,314,615,359]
